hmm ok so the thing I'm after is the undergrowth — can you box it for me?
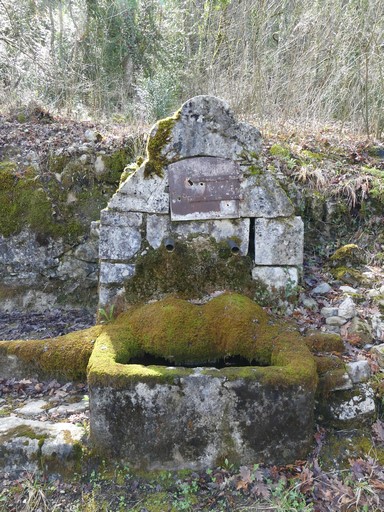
[1,452,383,512]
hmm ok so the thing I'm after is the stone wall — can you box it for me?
[0,130,139,312]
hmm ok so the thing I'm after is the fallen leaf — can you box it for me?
[372,420,384,442]
[299,466,314,494]
[371,479,384,490]
[251,481,270,499]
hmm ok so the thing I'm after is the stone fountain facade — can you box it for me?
[98,96,303,310]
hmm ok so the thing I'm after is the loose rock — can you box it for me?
[346,361,371,384]
[338,296,356,320]
[371,343,384,368]
[313,282,332,294]
[326,316,347,326]
[321,307,339,318]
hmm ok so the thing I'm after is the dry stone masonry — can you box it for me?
[98,96,303,309]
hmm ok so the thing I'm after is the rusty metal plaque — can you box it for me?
[168,157,241,221]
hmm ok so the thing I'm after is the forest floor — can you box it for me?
[1,111,384,510]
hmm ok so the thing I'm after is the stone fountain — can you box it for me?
[89,95,312,469]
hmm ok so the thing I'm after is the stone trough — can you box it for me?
[88,293,317,469]
[0,96,379,474]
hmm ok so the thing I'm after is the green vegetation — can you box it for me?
[143,110,181,177]
[0,289,352,389]
[0,164,59,238]
[0,143,134,240]
[88,293,318,390]
[0,326,101,381]
[304,331,345,353]
[319,429,384,471]
[2,1,384,135]
[270,144,291,159]
[330,266,367,286]
[125,237,261,304]
[98,149,135,183]
[98,305,116,324]
[330,244,363,265]
[1,454,383,511]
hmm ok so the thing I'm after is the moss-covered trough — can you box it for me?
[87,293,318,469]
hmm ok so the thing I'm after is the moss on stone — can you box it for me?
[125,237,269,306]
[0,326,101,381]
[314,355,345,375]
[329,244,364,265]
[371,372,384,407]
[0,425,46,444]
[0,164,58,238]
[99,148,134,184]
[0,293,317,392]
[0,161,17,173]
[330,266,368,286]
[124,293,273,366]
[143,110,181,178]
[319,428,384,471]
[0,157,113,241]
[88,293,318,392]
[48,154,70,174]
[61,161,93,190]
[305,331,345,353]
[317,368,349,398]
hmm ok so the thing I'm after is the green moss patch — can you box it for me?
[329,243,364,266]
[317,368,348,398]
[314,355,345,375]
[319,428,384,471]
[88,293,318,391]
[0,425,47,444]
[0,326,101,381]
[0,160,113,241]
[143,110,180,178]
[98,148,135,184]
[305,331,345,353]
[125,238,271,305]
[0,165,54,238]
[330,266,368,286]
[0,296,332,391]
